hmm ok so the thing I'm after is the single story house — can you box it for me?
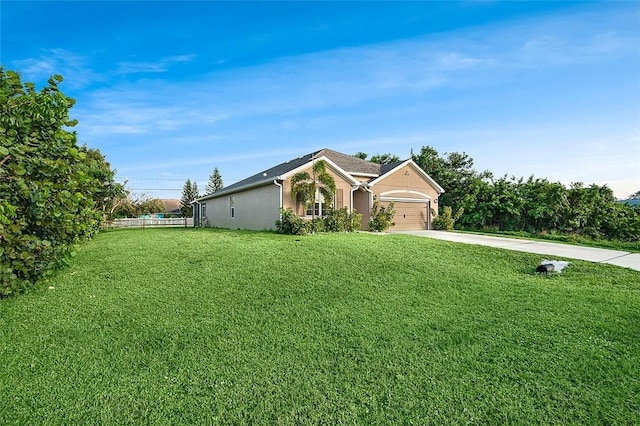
[193,148,444,231]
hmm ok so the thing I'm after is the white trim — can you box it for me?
[349,186,358,213]
[369,160,445,194]
[273,180,283,209]
[347,172,379,178]
[381,197,430,203]
[364,186,374,211]
[380,190,432,200]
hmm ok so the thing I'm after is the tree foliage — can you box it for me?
[0,68,116,296]
[412,145,490,221]
[411,145,640,243]
[81,148,127,219]
[432,206,463,231]
[205,166,224,195]
[180,179,199,217]
[290,159,336,219]
[110,193,166,218]
[354,152,401,164]
[369,153,401,165]
[353,152,368,160]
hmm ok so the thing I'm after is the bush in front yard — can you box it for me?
[432,206,464,231]
[368,201,395,232]
[275,209,308,235]
[275,207,363,235]
[323,207,362,233]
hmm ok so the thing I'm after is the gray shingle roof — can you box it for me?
[379,160,406,175]
[197,148,409,201]
[319,149,382,175]
[224,151,319,192]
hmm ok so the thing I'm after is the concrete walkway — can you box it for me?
[392,230,640,272]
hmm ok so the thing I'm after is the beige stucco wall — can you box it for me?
[353,189,371,229]
[281,165,355,216]
[372,163,440,207]
[204,184,281,230]
[371,163,440,230]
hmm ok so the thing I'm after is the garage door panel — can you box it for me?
[390,202,427,230]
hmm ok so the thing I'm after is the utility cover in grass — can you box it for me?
[537,259,570,273]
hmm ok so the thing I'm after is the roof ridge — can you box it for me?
[197,148,384,201]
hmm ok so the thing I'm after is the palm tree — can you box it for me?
[290,159,336,219]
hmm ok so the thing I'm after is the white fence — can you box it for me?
[103,218,194,229]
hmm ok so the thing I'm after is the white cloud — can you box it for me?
[66,3,638,200]
[70,3,638,141]
[116,54,196,74]
[13,48,101,89]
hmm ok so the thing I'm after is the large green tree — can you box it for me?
[0,68,115,296]
[205,166,224,195]
[370,153,401,165]
[353,151,368,160]
[411,144,639,242]
[353,152,401,164]
[112,193,165,218]
[82,148,127,219]
[180,179,199,217]
[412,145,489,226]
[290,159,336,219]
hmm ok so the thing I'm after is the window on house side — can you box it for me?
[230,196,235,218]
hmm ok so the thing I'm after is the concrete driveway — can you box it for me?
[392,230,640,272]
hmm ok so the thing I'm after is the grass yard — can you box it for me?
[1,228,639,424]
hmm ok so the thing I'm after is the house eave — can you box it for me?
[196,177,283,202]
[348,172,379,178]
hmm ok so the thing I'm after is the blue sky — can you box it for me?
[2,1,639,199]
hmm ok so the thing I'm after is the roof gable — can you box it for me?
[370,159,445,194]
[280,155,360,186]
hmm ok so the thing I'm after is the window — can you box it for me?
[201,204,207,219]
[305,189,335,217]
[230,196,235,218]
[306,202,321,217]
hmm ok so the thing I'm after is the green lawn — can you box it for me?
[1,228,639,424]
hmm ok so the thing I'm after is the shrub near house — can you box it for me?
[368,201,395,232]
[275,207,362,235]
